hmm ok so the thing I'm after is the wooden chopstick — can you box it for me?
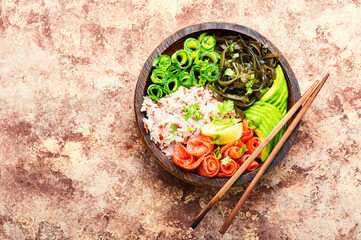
[189,80,320,230]
[219,73,329,234]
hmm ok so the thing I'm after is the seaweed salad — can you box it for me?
[209,35,279,118]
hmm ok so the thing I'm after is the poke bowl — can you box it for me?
[134,22,301,187]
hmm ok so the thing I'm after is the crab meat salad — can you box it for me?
[141,32,289,178]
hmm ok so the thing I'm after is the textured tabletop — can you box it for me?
[0,1,360,239]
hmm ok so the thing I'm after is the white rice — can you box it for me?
[141,86,235,156]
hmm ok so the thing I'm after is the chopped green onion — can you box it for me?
[163,78,180,94]
[171,50,193,69]
[190,65,206,87]
[200,35,216,51]
[184,38,201,59]
[204,64,220,82]
[152,55,171,69]
[167,64,182,78]
[200,51,219,64]
[198,32,208,44]
[147,84,164,101]
[150,68,168,84]
[179,72,193,88]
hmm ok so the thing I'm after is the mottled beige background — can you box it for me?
[0,0,360,239]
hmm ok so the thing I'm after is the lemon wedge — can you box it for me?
[201,119,243,145]
[216,123,243,145]
[201,119,241,137]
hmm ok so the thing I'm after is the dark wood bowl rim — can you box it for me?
[134,22,301,188]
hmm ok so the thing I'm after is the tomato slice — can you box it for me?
[186,135,213,157]
[197,155,219,178]
[172,143,202,172]
[217,159,238,178]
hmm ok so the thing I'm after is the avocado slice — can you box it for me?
[244,101,285,162]
[247,102,285,149]
[243,111,272,161]
[253,129,269,161]
[244,108,275,148]
[271,78,288,112]
[246,104,280,144]
[243,65,289,162]
[257,101,287,146]
[260,65,288,114]
[260,65,284,102]
[279,99,288,116]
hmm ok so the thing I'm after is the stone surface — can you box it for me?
[0,0,360,239]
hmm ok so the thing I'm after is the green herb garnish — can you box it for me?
[211,118,234,126]
[183,104,203,121]
[212,146,222,160]
[211,134,221,144]
[249,115,261,129]
[238,146,248,158]
[221,156,232,165]
[183,127,195,132]
[212,152,222,160]
[225,68,235,77]
[233,53,239,58]
[246,79,255,95]
[218,100,234,115]
[170,123,177,136]
[229,43,235,52]
[170,126,195,140]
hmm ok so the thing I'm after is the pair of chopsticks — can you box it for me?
[189,73,330,234]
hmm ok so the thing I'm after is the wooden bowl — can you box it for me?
[134,22,301,188]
